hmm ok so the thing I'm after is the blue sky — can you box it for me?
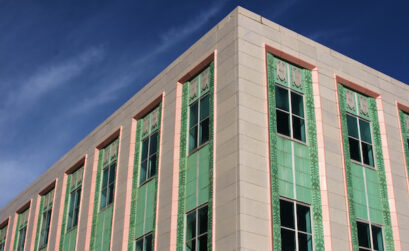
[0,0,408,209]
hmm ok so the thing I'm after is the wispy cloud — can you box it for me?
[2,46,105,114]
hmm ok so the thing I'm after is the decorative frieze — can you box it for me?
[345,90,355,110]
[276,60,287,82]
[142,116,149,135]
[292,67,302,89]
[359,96,369,116]
[151,109,159,130]
[201,68,209,91]
[190,78,198,100]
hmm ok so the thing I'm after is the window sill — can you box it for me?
[350,159,376,170]
[99,203,113,213]
[139,175,156,187]
[188,141,209,156]
[66,225,77,234]
[277,133,307,146]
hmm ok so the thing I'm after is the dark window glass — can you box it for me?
[293,116,306,142]
[198,235,207,251]
[189,126,198,152]
[200,95,209,121]
[139,160,147,184]
[347,114,359,139]
[349,138,361,162]
[140,132,159,184]
[280,200,294,228]
[362,143,374,167]
[186,205,208,251]
[135,238,143,251]
[198,206,208,235]
[145,234,152,251]
[190,102,198,126]
[149,154,157,177]
[189,94,210,153]
[186,212,196,241]
[40,209,52,247]
[357,221,371,248]
[277,110,291,137]
[359,120,372,143]
[281,228,295,251]
[297,204,312,233]
[276,85,289,111]
[17,227,26,251]
[100,163,116,209]
[199,118,209,145]
[135,233,152,251]
[149,133,158,155]
[291,92,304,117]
[298,233,313,251]
[372,225,384,251]
[0,243,4,251]
[67,188,81,230]
[141,139,149,160]
[108,163,116,205]
[406,138,409,149]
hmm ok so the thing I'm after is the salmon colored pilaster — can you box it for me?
[84,147,100,250]
[8,213,18,250]
[122,118,137,249]
[46,179,58,250]
[74,156,88,251]
[377,98,401,250]
[262,43,274,251]
[312,68,333,251]
[54,171,68,250]
[212,50,217,251]
[396,102,409,201]
[170,81,183,251]
[29,193,42,250]
[333,78,353,251]
[154,92,166,251]
[109,126,123,251]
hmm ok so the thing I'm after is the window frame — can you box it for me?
[16,225,27,251]
[188,94,210,154]
[99,162,117,211]
[139,131,159,186]
[346,112,376,168]
[39,208,52,249]
[135,232,153,251]
[185,204,208,251]
[356,219,384,251]
[0,224,7,251]
[279,197,313,251]
[67,187,82,231]
[275,83,307,144]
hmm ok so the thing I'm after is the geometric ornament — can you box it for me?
[151,109,159,130]
[406,115,409,133]
[276,60,287,82]
[359,96,369,116]
[190,78,198,100]
[345,90,355,110]
[292,67,302,89]
[201,68,209,91]
[142,116,149,135]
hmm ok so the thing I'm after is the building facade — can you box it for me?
[1,6,409,251]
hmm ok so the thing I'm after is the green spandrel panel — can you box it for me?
[296,185,311,204]
[135,185,146,238]
[278,165,293,183]
[354,203,368,220]
[294,142,308,158]
[145,182,156,233]
[296,172,311,188]
[278,180,294,199]
[63,228,77,251]
[370,209,384,225]
[198,145,210,205]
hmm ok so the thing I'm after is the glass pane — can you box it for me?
[189,126,198,152]
[347,114,359,139]
[101,168,109,189]
[18,227,26,251]
[186,240,195,251]
[73,189,81,227]
[149,133,158,155]
[140,160,147,184]
[275,85,289,111]
[280,200,294,229]
[200,95,209,121]
[141,139,149,161]
[297,204,312,233]
[277,110,290,137]
[108,182,115,205]
[407,138,409,149]
[145,234,153,251]
[298,233,313,251]
[291,92,304,117]
[100,188,107,209]
[372,225,384,251]
[359,119,372,143]
[357,221,371,248]
[198,206,208,235]
[109,164,116,185]
[198,234,207,251]
[186,211,196,241]
[135,238,143,251]
[281,228,296,251]
[362,143,374,167]
[148,154,157,179]
[67,191,75,228]
[292,116,306,142]
[190,102,198,127]
[199,119,209,145]
[349,138,361,162]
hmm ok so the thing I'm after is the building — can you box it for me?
[1,6,409,251]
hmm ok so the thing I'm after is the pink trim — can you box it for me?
[54,172,68,250]
[74,155,88,251]
[0,218,9,250]
[109,126,123,251]
[333,78,354,251]
[46,179,58,251]
[396,102,409,199]
[311,68,333,250]
[263,43,274,250]
[169,52,216,250]
[9,214,17,251]
[9,201,31,251]
[212,49,217,251]
[154,92,166,251]
[376,98,401,250]
[29,194,42,250]
[169,81,182,251]
[122,119,137,248]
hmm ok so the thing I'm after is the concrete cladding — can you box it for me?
[1,6,409,251]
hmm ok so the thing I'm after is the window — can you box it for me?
[280,199,313,251]
[189,94,210,153]
[67,167,83,230]
[135,233,152,251]
[0,224,7,251]
[357,221,384,251]
[346,114,374,167]
[17,226,26,251]
[140,132,158,184]
[275,84,306,142]
[39,209,52,248]
[100,162,116,210]
[186,205,208,251]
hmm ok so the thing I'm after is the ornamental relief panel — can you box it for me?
[142,116,149,135]
[359,96,369,116]
[151,109,159,129]
[201,69,209,91]
[292,67,302,89]
[190,78,198,100]
[406,116,409,132]
[345,90,355,110]
[276,60,287,82]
